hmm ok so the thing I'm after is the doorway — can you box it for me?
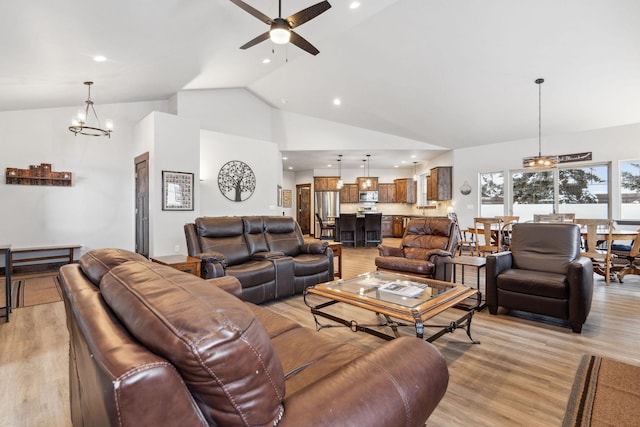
[134,152,149,257]
[296,184,311,235]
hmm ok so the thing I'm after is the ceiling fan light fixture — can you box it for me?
[270,19,291,44]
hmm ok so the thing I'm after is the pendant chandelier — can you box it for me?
[336,155,344,189]
[69,81,113,138]
[523,78,557,169]
[365,154,372,188]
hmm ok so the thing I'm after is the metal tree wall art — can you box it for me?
[217,160,256,202]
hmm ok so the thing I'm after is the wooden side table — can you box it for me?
[151,255,201,277]
[326,242,343,279]
[445,255,487,310]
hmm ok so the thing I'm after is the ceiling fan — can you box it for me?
[230,0,332,56]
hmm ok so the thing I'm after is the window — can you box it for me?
[509,163,610,221]
[480,172,504,217]
[620,160,640,219]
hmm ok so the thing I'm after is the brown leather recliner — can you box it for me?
[59,248,450,427]
[375,217,459,281]
[486,223,594,333]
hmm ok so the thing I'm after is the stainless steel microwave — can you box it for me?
[359,190,378,202]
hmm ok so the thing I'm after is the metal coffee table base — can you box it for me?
[306,298,480,344]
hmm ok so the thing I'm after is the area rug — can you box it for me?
[562,354,640,427]
[11,273,62,308]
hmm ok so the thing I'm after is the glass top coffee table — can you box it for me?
[304,271,480,343]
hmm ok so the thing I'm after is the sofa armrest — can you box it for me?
[378,245,403,257]
[194,251,227,265]
[194,252,227,279]
[252,251,285,260]
[279,337,448,427]
[567,256,594,327]
[300,241,328,254]
[486,251,513,312]
[205,276,243,300]
[426,249,452,260]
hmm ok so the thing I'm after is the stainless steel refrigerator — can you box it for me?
[314,191,340,237]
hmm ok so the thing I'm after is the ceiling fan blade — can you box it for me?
[289,31,320,55]
[240,32,271,49]
[287,1,331,28]
[230,0,273,25]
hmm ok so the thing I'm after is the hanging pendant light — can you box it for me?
[413,161,418,181]
[336,155,344,189]
[69,81,113,138]
[523,78,557,169]
[366,154,372,188]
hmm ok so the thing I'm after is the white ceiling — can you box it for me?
[3,0,640,171]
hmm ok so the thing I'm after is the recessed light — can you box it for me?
[328,164,332,167]
[282,157,288,160]
[394,165,399,168]
[401,160,407,164]
[410,154,416,158]
[333,98,341,106]
[288,166,293,170]
[281,98,288,104]
[349,2,360,9]
[93,55,107,62]
[262,58,271,64]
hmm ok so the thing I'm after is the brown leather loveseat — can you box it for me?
[59,248,449,427]
[185,216,333,304]
[375,217,459,281]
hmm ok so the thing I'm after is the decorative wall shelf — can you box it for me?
[5,163,72,186]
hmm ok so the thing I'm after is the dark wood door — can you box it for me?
[134,152,149,258]
[297,184,311,235]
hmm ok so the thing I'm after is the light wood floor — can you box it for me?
[2,240,639,426]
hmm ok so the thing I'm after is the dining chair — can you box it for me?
[611,228,640,283]
[449,212,476,256]
[575,218,615,284]
[495,216,519,251]
[315,213,336,240]
[473,217,503,256]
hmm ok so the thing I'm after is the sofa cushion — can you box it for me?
[196,217,251,265]
[375,256,435,276]
[510,223,581,274]
[100,261,285,426]
[264,217,303,256]
[497,268,569,299]
[291,253,332,276]
[243,216,270,255]
[79,248,149,286]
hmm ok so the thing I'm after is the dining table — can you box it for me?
[579,227,638,283]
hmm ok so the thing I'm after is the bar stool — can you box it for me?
[339,214,357,247]
[364,213,382,247]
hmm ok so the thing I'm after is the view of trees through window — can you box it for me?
[621,160,640,219]
[481,164,611,221]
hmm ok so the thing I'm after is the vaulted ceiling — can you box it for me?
[3,0,640,170]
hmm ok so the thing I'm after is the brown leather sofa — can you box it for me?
[184,216,333,304]
[486,223,594,333]
[375,217,459,281]
[59,248,449,427]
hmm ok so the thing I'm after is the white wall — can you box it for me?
[0,100,168,263]
[452,123,640,229]
[199,130,283,216]
[135,112,201,257]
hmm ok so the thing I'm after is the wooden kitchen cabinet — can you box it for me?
[392,216,405,237]
[356,176,378,191]
[314,176,340,191]
[381,215,393,237]
[340,184,359,203]
[394,178,416,203]
[377,183,396,203]
[427,167,452,201]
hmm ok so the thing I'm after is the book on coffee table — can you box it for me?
[379,281,425,298]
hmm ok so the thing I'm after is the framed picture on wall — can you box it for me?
[162,170,194,211]
[283,189,292,208]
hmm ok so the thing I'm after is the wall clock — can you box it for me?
[218,160,256,202]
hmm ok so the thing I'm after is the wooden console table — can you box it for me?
[10,244,81,273]
[151,255,201,277]
[1,245,11,322]
[327,242,342,279]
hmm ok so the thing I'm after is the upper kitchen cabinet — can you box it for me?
[340,183,359,203]
[356,177,378,191]
[394,178,416,204]
[427,167,452,201]
[378,183,396,203]
[314,176,340,191]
